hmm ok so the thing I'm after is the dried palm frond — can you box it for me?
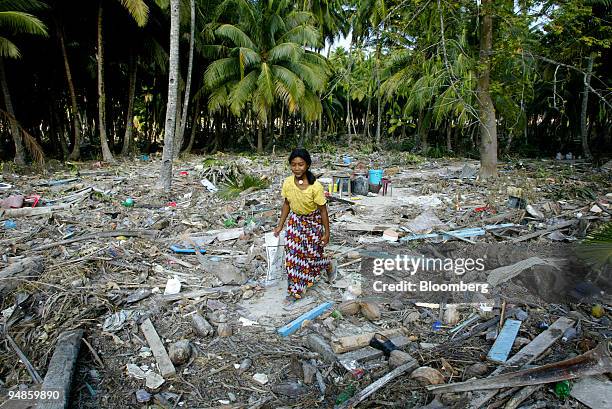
[22,128,45,165]
[0,108,45,165]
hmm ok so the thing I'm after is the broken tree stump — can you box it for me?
[0,256,44,297]
[37,329,83,409]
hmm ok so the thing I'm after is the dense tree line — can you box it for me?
[0,0,610,180]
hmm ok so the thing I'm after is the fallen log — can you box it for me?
[427,340,610,394]
[331,328,405,354]
[0,256,44,296]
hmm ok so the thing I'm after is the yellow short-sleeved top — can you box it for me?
[281,176,327,215]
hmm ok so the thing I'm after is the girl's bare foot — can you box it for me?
[326,259,337,283]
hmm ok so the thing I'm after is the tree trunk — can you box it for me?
[97,2,115,163]
[417,110,429,152]
[0,59,25,165]
[375,31,382,147]
[176,0,196,156]
[173,96,182,155]
[257,119,263,152]
[160,0,181,192]
[184,97,200,154]
[121,54,138,156]
[446,121,452,152]
[365,94,371,138]
[580,54,593,160]
[477,0,497,179]
[57,21,83,161]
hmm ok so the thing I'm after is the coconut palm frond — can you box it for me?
[118,0,149,27]
[22,128,44,165]
[0,11,47,36]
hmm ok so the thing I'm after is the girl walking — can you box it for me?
[273,149,336,301]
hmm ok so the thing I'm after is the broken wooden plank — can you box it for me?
[160,286,237,302]
[31,229,159,251]
[0,203,73,218]
[37,329,83,409]
[0,256,44,297]
[331,328,404,354]
[338,335,410,371]
[344,223,396,233]
[277,302,333,337]
[429,316,574,408]
[427,341,611,394]
[510,220,575,243]
[140,318,176,377]
[336,359,418,409]
[570,375,612,409]
[503,385,541,409]
[487,319,521,363]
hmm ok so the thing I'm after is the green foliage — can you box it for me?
[578,222,612,269]
[203,157,224,167]
[426,146,452,159]
[204,0,329,124]
[218,174,270,199]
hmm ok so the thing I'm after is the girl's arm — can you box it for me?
[319,204,330,246]
[274,199,290,236]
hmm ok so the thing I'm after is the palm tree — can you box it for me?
[97,0,148,163]
[204,0,329,151]
[0,0,48,165]
[160,0,180,192]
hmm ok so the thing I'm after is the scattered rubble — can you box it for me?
[0,153,610,407]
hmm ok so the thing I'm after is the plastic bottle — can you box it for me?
[561,327,577,343]
[554,380,571,399]
[335,383,356,404]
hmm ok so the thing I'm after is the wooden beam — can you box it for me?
[338,336,410,371]
[31,230,159,251]
[331,329,404,354]
[140,318,176,377]
[336,359,418,408]
[430,316,574,408]
[37,329,83,409]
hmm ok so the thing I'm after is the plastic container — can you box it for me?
[369,169,384,185]
[351,175,369,196]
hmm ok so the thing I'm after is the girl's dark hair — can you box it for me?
[289,148,316,185]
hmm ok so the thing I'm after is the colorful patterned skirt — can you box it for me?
[285,209,330,298]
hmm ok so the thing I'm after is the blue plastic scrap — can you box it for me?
[277,302,334,337]
[401,223,516,242]
[487,319,522,363]
[170,245,206,254]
